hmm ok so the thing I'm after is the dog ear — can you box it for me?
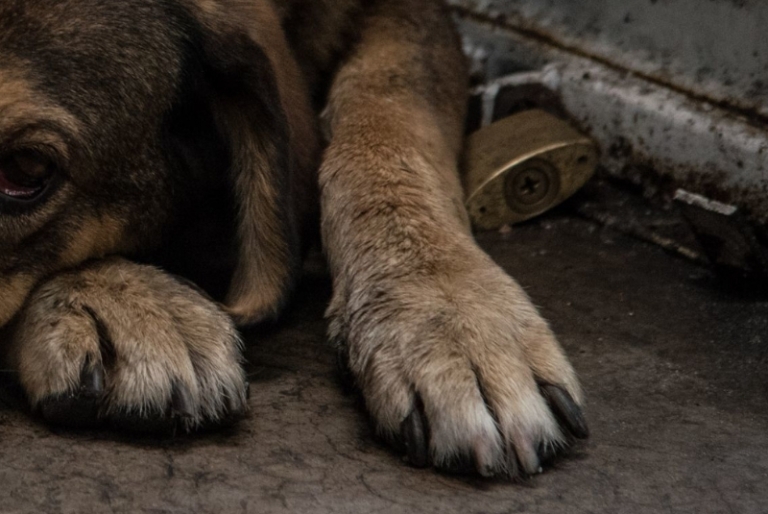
[190,19,318,326]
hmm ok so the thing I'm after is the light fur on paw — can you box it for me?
[329,247,587,477]
[8,258,247,432]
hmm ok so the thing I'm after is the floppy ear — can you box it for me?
[192,20,319,325]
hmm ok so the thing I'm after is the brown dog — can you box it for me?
[0,0,587,478]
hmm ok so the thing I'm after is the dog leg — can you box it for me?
[320,0,587,477]
[6,258,247,432]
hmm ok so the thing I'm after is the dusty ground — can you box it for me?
[1,182,767,514]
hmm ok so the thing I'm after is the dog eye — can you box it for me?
[0,150,56,201]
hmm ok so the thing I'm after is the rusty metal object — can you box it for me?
[463,109,598,230]
[674,189,768,282]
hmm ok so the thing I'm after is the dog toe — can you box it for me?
[539,383,590,440]
[401,405,430,468]
[333,258,587,479]
[39,361,104,428]
[12,259,248,434]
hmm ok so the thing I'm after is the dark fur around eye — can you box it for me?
[0,150,61,213]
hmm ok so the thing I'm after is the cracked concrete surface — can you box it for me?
[1,185,767,513]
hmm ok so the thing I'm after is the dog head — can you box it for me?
[0,0,319,327]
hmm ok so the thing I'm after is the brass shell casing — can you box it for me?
[463,109,598,230]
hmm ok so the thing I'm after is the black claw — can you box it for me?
[38,360,107,428]
[401,407,429,468]
[536,441,559,466]
[506,444,521,479]
[442,454,474,475]
[224,389,247,420]
[225,393,240,415]
[540,384,590,439]
[80,362,105,397]
[474,459,496,479]
[171,382,195,419]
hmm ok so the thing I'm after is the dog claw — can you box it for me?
[171,382,195,418]
[38,360,107,428]
[536,440,558,466]
[473,439,500,477]
[474,460,496,478]
[506,443,521,479]
[539,384,589,439]
[103,383,194,435]
[226,393,242,414]
[401,407,429,468]
[441,454,474,475]
[80,362,105,397]
[223,391,247,423]
[518,446,541,475]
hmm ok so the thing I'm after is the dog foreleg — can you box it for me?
[319,0,588,477]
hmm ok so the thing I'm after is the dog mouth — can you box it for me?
[0,150,55,202]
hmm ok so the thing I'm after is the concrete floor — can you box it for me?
[1,182,767,513]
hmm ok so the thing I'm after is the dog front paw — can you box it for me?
[330,250,588,478]
[9,258,248,433]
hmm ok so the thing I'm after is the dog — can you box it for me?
[0,0,588,478]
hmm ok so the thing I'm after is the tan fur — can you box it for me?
[59,215,128,267]
[186,0,321,324]
[0,69,84,324]
[0,68,81,245]
[0,274,36,327]
[10,258,246,428]
[0,0,585,476]
[211,101,300,323]
[319,0,582,474]
[0,68,82,146]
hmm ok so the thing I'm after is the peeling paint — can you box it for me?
[449,0,768,119]
[456,14,768,223]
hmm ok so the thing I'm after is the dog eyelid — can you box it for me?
[0,149,62,207]
[9,150,56,180]
[2,124,72,165]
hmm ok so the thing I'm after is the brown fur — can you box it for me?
[9,258,246,429]
[0,0,585,477]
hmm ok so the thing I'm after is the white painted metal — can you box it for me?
[450,0,768,117]
[455,10,768,221]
